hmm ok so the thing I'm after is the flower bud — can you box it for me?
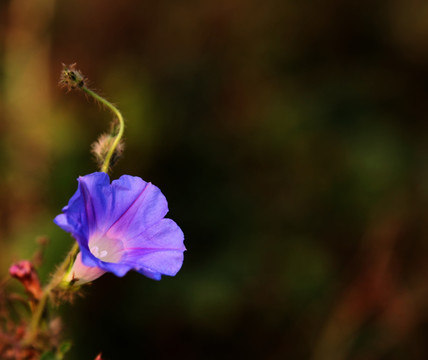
[59,63,87,92]
[91,133,124,170]
[9,260,42,301]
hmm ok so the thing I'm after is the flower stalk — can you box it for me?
[81,86,125,173]
[59,63,125,172]
[25,63,126,344]
[24,242,79,344]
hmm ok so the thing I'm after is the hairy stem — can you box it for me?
[25,242,79,343]
[82,86,125,173]
[59,63,125,172]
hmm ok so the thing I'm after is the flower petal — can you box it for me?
[77,172,110,235]
[53,214,75,234]
[96,261,133,277]
[121,219,185,277]
[54,186,88,242]
[106,176,168,238]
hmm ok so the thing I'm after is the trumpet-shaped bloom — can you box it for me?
[54,172,185,284]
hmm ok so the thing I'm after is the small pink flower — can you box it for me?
[9,260,42,300]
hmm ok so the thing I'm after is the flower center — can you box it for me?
[89,235,124,263]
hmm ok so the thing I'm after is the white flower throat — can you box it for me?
[89,234,124,263]
[90,246,108,259]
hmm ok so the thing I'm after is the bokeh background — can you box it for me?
[1,0,428,359]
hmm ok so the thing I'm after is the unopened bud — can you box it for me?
[9,260,43,301]
[59,63,87,92]
[91,133,124,170]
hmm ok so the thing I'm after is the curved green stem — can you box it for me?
[82,87,125,173]
[25,242,79,344]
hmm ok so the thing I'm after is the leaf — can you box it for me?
[40,351,56,360]
[57,340,72,359]
[59,341,72,355]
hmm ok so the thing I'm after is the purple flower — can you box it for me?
[54,172,185,285]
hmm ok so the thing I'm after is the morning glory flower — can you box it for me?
[54,172,185,285]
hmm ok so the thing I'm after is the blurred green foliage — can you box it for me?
[1,0,428,359]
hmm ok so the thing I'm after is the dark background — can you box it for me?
[1,0,428,359]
